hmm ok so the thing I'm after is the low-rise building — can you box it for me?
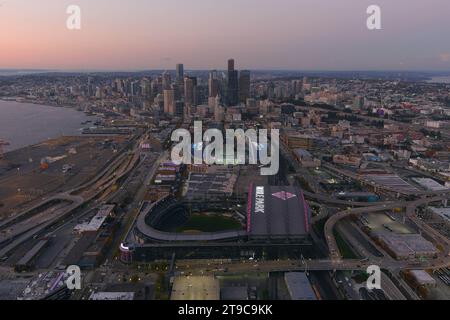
[284,272,317,300]
[333,155,362,167]
[293,148,321,168]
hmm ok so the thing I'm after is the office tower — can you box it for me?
[95,87,102,99]
[227,59,239,106]
[119,79,128,95]
[176,64,184,83]
[175,101,184,117]
[210,69,218,79]
[164,89,175,115]
[239,70,251,103]
[115,79,124,94]
[87,76,94,97]
[184,76,197,107]
[140,78,151,99]
[208,70,220,98]
[228,59,235,71]
[150,78,160,98]
[172,82,182,101]
[162,71,172,90]
[292,80,303,95]
[130,81,140,97]
[208,77,219,98]
[120,79,126,95]
[214,97,224,122]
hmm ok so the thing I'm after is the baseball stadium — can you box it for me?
[120,185,312,261]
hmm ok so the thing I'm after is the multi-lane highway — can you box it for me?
[324,191,450,267]
[158,188,450,276]
[0,134,144,259]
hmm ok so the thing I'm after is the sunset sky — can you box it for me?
[1,0,450,71]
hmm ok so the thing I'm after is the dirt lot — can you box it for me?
[0,136,126,217]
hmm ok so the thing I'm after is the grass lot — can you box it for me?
[176,214,242,233]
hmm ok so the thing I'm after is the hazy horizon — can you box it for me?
[1,68,450,74]
[1,0,450,71]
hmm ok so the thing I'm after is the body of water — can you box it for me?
[0,100,97,152]
[426,76,450,84]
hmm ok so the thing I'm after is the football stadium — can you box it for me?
[121,185,312,261]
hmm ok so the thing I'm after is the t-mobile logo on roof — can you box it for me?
[272,191,296,201]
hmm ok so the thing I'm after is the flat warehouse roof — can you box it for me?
[285,272,317,300]
[171,276,220,300]
[248,185,310,238]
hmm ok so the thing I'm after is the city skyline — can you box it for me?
[1,0,450,71]
[1,1,450,305]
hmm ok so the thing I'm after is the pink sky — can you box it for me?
[1,0,450,70]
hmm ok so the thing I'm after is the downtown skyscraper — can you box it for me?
[227,59,239,106]
[163,88,175,115]
[208,70,220,98]
[176,64,184,84]
[239,70,251,103]
[184,76,197,107]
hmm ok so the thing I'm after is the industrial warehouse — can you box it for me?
[120,185,312,261]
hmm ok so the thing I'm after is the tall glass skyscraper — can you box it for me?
[176,64,184,83]
[239,70,251,103]
[227,59,239,106]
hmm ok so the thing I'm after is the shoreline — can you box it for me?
[425,76,450,84]
[0,135,80,158]
[0,97,80,110]
[0,100,99,153]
